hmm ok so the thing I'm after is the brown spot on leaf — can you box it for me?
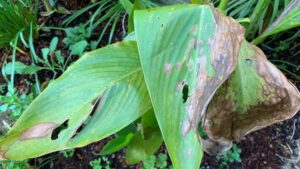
[0,152,7,160]
[185,7,245,131]
[181,119,191,136]
[20,123,58,140]
[176,61,183,70]
[184,39,196,59]
[164,63,172,75]
[262,85,270,96]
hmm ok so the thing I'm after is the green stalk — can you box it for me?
[41,0,53,13]
[218,0,229,13]
[29,23,41,94]
[251,36,266,45]
[10,32,20,89]
[246,0,271,39]
[191,0,210,4]
[34,0,39,26]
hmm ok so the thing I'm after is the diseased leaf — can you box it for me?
[203,40,300,155]
[0,41,151,160]
[134,5,244,169]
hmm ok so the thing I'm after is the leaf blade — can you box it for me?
[134,5,244,169]
[0,41,151,160]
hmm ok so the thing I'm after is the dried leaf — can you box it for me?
[186,7,245,130]
[203,40,300,155]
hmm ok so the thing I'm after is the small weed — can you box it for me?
[216,144,242,168]
[275,41,290,52]
[0,86,33,121]
[40,36,66,76]
[89,157,110,169]
[0,160,29,169]
[60,148,75,158]
[142,153,173,169]
[63,24,91,56]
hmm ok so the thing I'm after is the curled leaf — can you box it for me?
[203,40,300,155]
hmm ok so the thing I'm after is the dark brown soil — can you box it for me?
[35,138,141,169]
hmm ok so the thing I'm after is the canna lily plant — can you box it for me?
[0,2,300,169]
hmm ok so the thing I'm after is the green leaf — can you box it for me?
[55,50,64,64]
[134,5,244,168]
[252,0,300,44]
[128,0,146,33]
[70,40,88,56]
[4,62,43,75]
[0,41,151,160]
[156,153,168,168]
[50,37,59,52]
[41,48,50,60]
[141,109,158,129]
[126,130,163,164]
[119,0,133,14]
[0,104,8,112]
[100,133,134,155]
[142,155,156,169]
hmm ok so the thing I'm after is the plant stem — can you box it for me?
[246,0,271,39]
[29,23,41,94]
[252,36,265,45]
[41,0,53,13]
[10,33,20,89]
[218,0,229,13]
[191,0,210,4]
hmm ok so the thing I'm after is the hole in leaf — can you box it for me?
[245,59,252,65]
[182,84,189,103]
[71,97,103,139]
[51,119,69,140]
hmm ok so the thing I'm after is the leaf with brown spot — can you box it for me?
[19,123,58,140]
[203,40,300,155]
[135,4,244,168]
[0,41,151,160]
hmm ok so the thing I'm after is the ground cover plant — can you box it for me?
[0,0,300,168]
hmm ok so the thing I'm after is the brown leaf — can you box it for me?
[203,41,300,155]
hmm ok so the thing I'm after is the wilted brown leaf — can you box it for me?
[203,40,300,155]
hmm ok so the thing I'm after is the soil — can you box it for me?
[0,1,299,169]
